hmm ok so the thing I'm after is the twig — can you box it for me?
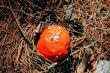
[71,36,86,48]
[15,41,23,63]
[56,0,63,9]
[77,52,90,73]
[9,4,33,46]
[95,27,110,32]
[70,39,99,55]
[47,62,58,69]
[0,5,34,17]
[23,0,42,9]
[33,22,42,36]
[70,28,84,35]
[0,40,15,46]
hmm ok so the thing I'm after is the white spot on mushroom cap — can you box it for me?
[56,56,58,59]
[44,25,69,42]
[59,52,62,55]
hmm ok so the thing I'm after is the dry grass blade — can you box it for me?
[15,41,23,63]
[77,52,90,73]
[56,0,63,9]
[47,62,58,69]
[23,0,42,9]
[71,36,86,48]
[33,22,42,35]
[9,4,32,46]
[71,39,99,55]
[32,70,43,73]
[0,5,34,17]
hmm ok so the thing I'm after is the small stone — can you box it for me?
[64,4,74,20]
[95,60,110,73]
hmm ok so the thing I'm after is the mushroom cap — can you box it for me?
[37,25,70,62]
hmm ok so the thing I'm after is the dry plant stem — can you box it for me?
[79,0,86,8]
[44,62,58,73]
[33,22,42,34]
[72,29,84,35]
[32,70,43,73]
[15,41,23,63]
[47,62,58,69]
[23,0,42,9]
[77,52,90,73]
[24,44,31,72]
[71,39,99,55]
[11,43,19,55]
[71,36,86,48]
[32,22,42,52]
[2,33,7,43]
[96,27,110,32]
[98,50,109,61]
[56,14,64,22]
[0,40,15,46]
[9,4,33,46]
[56,0,63,9]
[0,5,34,17]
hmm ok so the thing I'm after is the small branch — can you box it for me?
[33,22,42,36]
[0,40,15,46]
[23,0,42,9]
[0,5,34,17]
[77,52,90,73]
[56,0,63,9]
[71,36,86,48]
[96,27,110,32]
[9,4,33,46]
[71,39,99,55]
[15,41,23,63]
[47,62,58,69]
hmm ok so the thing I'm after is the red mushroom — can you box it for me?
[36,25,70,62]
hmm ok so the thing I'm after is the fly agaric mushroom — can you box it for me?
[36,25,70,62]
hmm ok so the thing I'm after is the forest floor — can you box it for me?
[0,0,110,73]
